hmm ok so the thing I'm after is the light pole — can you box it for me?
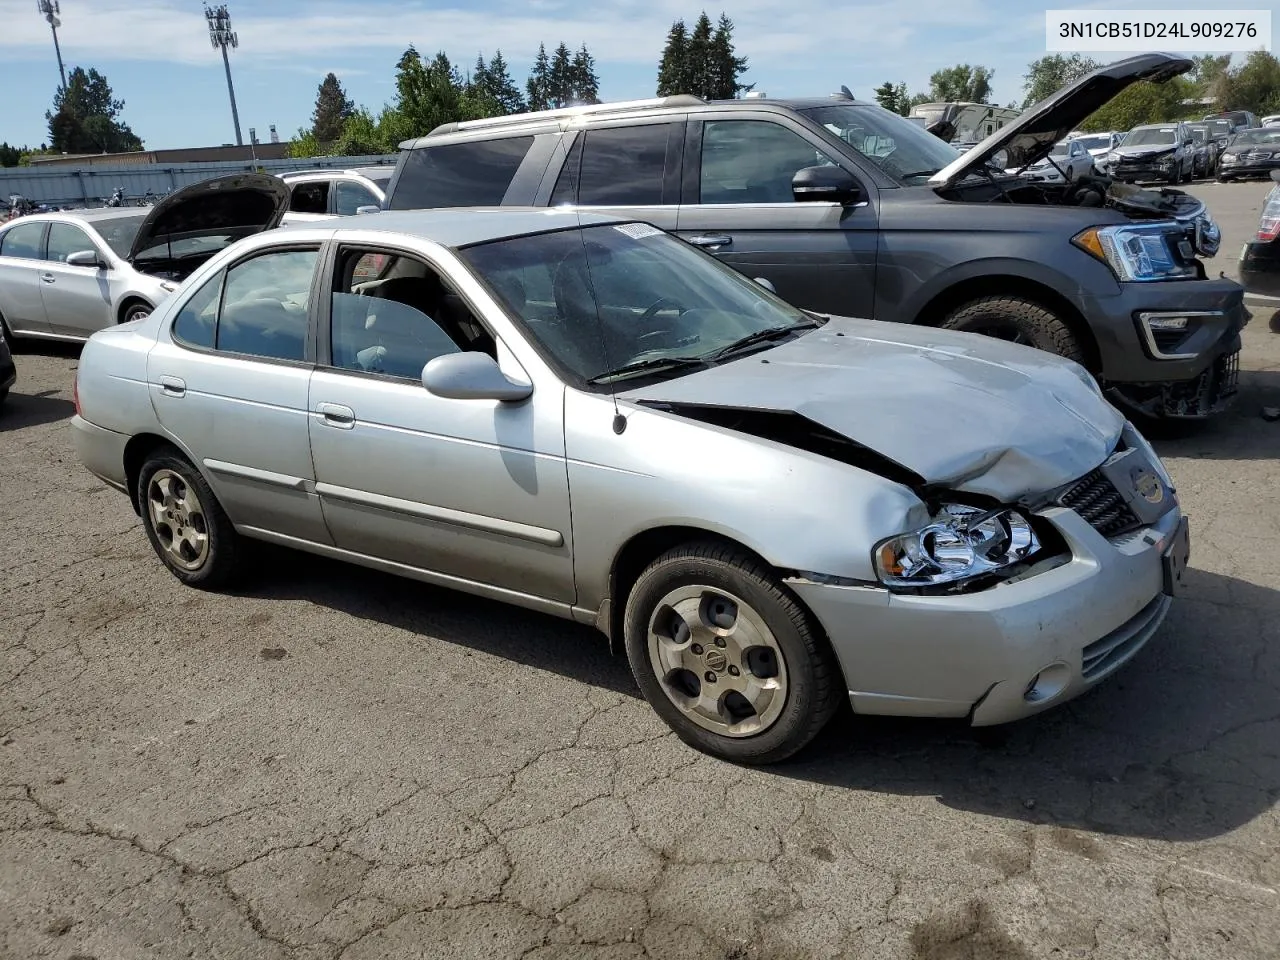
[205,4,243,146]
[37,0,67,92]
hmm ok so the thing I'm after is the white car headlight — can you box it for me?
[873,504,1040,590]
[1072,223,1198,282]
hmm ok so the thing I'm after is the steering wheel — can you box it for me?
[639,297,685,323]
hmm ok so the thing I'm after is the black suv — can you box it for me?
[381,53,1247,420]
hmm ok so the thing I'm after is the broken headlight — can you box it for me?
[874,504,1040,590]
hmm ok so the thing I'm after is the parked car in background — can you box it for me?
[379,53,1241,421]
[0,174,288,343]
[0,320,14,405]
[1009,137,1093,182]
[1104,122,1194,183]
[70,207,1190,763]
[1203,110,1259,132]
[1070,130,1122,167]
[1239,169,1280,298]
[1216,127,1280,181]
[1184,124,1220,178]
[279,166,394,224]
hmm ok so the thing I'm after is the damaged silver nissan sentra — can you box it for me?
[70,208,1189,763]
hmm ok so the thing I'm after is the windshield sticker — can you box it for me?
[613,222,662,239]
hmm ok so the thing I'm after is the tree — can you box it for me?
[656,19,691,95]
[0,143,29,167]
[1021,54,1099,108]
[484,51,525,114]
[311,72,354,143]
[390,47,468,137]
[1217,51,1280,115]
[708,14,749,99]
[686,13,714,102]
[526,43,552,111]
[1079,78,1195,132]
[928,63,993,104]
[1190,54,1232,102]
[45,66,143,154]
[873,81,913,115]
[332,107,395,156]
[570,45,600,104]
[548,42,574,107]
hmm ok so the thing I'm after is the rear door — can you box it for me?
[282,179,332,224]
[675,113,879,319]
[147,243,331,544]
[332,178,380,216]
[0,220,51,336]
[40,221,115,337]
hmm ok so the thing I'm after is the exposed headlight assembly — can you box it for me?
[874,504,1040,591]
[1072,223,1198,282]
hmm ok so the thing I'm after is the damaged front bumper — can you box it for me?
[786,505,1184,726]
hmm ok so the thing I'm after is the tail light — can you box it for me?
[1258,191,1280,242]
[73,373,81,416]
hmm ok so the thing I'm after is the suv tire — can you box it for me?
[940,296,1085,364]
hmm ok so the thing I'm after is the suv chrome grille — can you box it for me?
[1056,470,1142,538]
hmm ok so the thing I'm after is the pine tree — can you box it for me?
[549,42,574,107]
[873,81,901,113]
[526,43,552,111]
[686,13,714,101]
[311,72,355,142]
[570,44,599,103]
[656,20,690,96]
[45,66,142,153]
[487,51,526,114]
[708,13,749,99]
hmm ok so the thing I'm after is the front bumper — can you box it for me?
[1217,160,1280,179]
[70,414,130,495]
[1240,239,1280,298]
[1112,164,1176,181]
[788,505,1184,726]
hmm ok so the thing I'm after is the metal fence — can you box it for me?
[0,154,401,207]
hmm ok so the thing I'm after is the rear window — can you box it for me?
[388,136,534,210]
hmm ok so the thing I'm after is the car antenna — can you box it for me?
[570,205,627,435]
[840,85,854,100]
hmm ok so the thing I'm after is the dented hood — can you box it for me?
[623,317,1125,502]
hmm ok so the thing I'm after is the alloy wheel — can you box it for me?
[146,469,210,571]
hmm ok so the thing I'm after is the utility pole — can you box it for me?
[37,0,67,92]
[205,4,243,146]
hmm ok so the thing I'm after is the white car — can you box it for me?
[279,166,393,225]
[1070,131,1123,170]
[1007,137,1094,182]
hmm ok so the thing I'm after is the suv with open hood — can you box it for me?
[379,53,1245,421]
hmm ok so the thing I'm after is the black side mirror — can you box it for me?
[792,165,863,205]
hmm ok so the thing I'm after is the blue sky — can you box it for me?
[0,0,1270,151]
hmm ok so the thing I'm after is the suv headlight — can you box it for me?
[874,504,1040,590]
[1072,224,1198,282]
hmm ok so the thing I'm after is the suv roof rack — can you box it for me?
[426,95,707,137]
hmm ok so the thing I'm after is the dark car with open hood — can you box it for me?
[380,53,1246,421]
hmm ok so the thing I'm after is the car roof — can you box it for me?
[276,206,627,248]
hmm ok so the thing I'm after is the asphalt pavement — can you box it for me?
[2,181,1278,960]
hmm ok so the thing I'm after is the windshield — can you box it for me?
[1187,127,1207,142]
[363,171,393,189]
[1073,135,1110,151]
[1124,127,1177,146]
[1232,128,1280,145]
[799,103,963,184]
[93,214,145,257]
[460,223,813,384]
[134,234,239,262]
[1208,121,1233,137]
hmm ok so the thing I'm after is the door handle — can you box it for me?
[40,273,56,284]
[686,234,733,249]
[158,376,186,397]
[316,402,355,429]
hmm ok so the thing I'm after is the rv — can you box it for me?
[908,102,1021,144]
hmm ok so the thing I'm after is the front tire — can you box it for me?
[121,301,152,324]
[940,296,1085,363]
[137,451,240,588]
[623,542,841,764]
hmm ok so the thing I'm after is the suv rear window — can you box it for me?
[553,124,673,206]
[388,137,534,210]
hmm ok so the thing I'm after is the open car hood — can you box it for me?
[929,53,1193,189]
[623,316,1124,503]
[127,173,290,263]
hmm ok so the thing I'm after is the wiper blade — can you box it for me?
[897,169,941,180]
[586,356,709,385]
[705,319,820,361]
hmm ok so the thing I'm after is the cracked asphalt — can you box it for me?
[2,181,1279,960]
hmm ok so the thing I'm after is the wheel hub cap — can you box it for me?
[146,469,210,571]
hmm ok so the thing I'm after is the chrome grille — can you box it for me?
[1056,470,1141,538]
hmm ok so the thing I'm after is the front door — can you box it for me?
[147,244,331,544]
[307,244,575,603]
[675,115,880,319]
[40,221,114,337]
[0,221,51,336]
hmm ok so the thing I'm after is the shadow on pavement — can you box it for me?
[1145,367,1280,455]
[0,389,75,431]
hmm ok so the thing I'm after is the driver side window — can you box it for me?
[700,120,837,205]
[328,248,495,380]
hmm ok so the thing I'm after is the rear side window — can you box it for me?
[290,181,329,214]
[557,125,672,206]
[388,137,534,210]
[0,222,45,259]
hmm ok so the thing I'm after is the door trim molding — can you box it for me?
[314,481,565,547]
[203,458,310,491]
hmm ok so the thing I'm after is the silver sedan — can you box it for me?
[0,173,288,343]
[70,208,1189,763]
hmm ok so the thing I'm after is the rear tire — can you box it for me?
[120,301,152,324]
[940,296,1085,364]
[136,450,241,589]
[623,541,841,764]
